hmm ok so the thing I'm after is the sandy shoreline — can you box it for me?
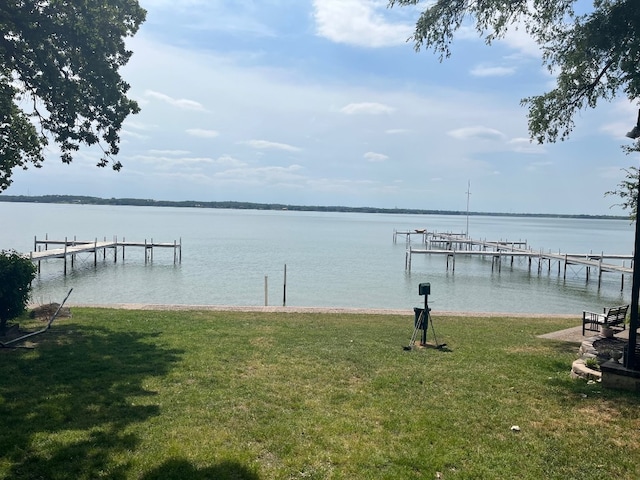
[64,303,574,318]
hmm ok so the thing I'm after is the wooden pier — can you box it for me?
[29,235,182,274]
[404,231,632,290]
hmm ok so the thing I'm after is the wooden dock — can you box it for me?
[404,231,632,290]
[29,235,182,274]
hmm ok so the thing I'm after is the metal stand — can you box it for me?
[404,283,446,351]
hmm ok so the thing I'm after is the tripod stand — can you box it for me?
[403,283,446,351]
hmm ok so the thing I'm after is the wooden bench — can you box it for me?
[582,304,629,335]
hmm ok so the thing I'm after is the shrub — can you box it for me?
[0,249,37,332]
[584,357,600,371]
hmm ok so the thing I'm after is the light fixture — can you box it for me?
[627,110,640,139]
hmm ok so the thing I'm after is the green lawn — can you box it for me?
[0,308,638,479]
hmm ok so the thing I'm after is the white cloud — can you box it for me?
[148,149,191,155]
[470,65,517,77]
[186,129,220,138]
[144,90,206,111]
[341,102,395,115]
[508,138,546,154]
[213,155,246,167]
[448,126,507,141]
[500,25,542,58]
[214,165,305,185]
[244,140,302,152]
[120,129,150,140]
[313,0,412,48]
[364,151,389,162]
[133,154,215,168]
[123,120,156,131]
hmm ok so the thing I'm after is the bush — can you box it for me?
[0,249,37,332]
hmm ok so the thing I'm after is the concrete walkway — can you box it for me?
[538,325,630,343]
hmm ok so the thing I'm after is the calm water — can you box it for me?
[0,202,635,314]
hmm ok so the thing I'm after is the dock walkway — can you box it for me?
[404,232,632,289]
[29,235,182,275]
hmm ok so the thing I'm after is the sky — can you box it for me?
[5,0,640,215]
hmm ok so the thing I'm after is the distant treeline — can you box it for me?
[0,194,628,220]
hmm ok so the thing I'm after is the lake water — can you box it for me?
[0,201,635,314]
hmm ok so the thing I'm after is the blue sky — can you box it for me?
[5,0,639,215]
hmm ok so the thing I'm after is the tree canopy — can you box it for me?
[389,0,640,145]
[0,0,146,192]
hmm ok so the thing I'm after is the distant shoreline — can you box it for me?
[0,194,628,220]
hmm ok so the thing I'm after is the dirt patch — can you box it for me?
[29,303,72,321]
[592,336,627,359]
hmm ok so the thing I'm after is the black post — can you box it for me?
[422,292,428,345]
[626,181,640,369]
[624,111,640,370]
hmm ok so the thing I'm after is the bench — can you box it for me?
[582,304,629,336]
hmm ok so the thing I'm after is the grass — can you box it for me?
[0,308,639,479]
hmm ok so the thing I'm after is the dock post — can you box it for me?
[283,263,287,307]
[123,237,126,260]
[114,236,117,263]
[94,238,97,266]
[63,237,68,275]
[264,276,268,306]
[151,238,154,262]
[173,240,177,264]
[179,237,182,263]
[144,239,148,263]
[598,255,603,289]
